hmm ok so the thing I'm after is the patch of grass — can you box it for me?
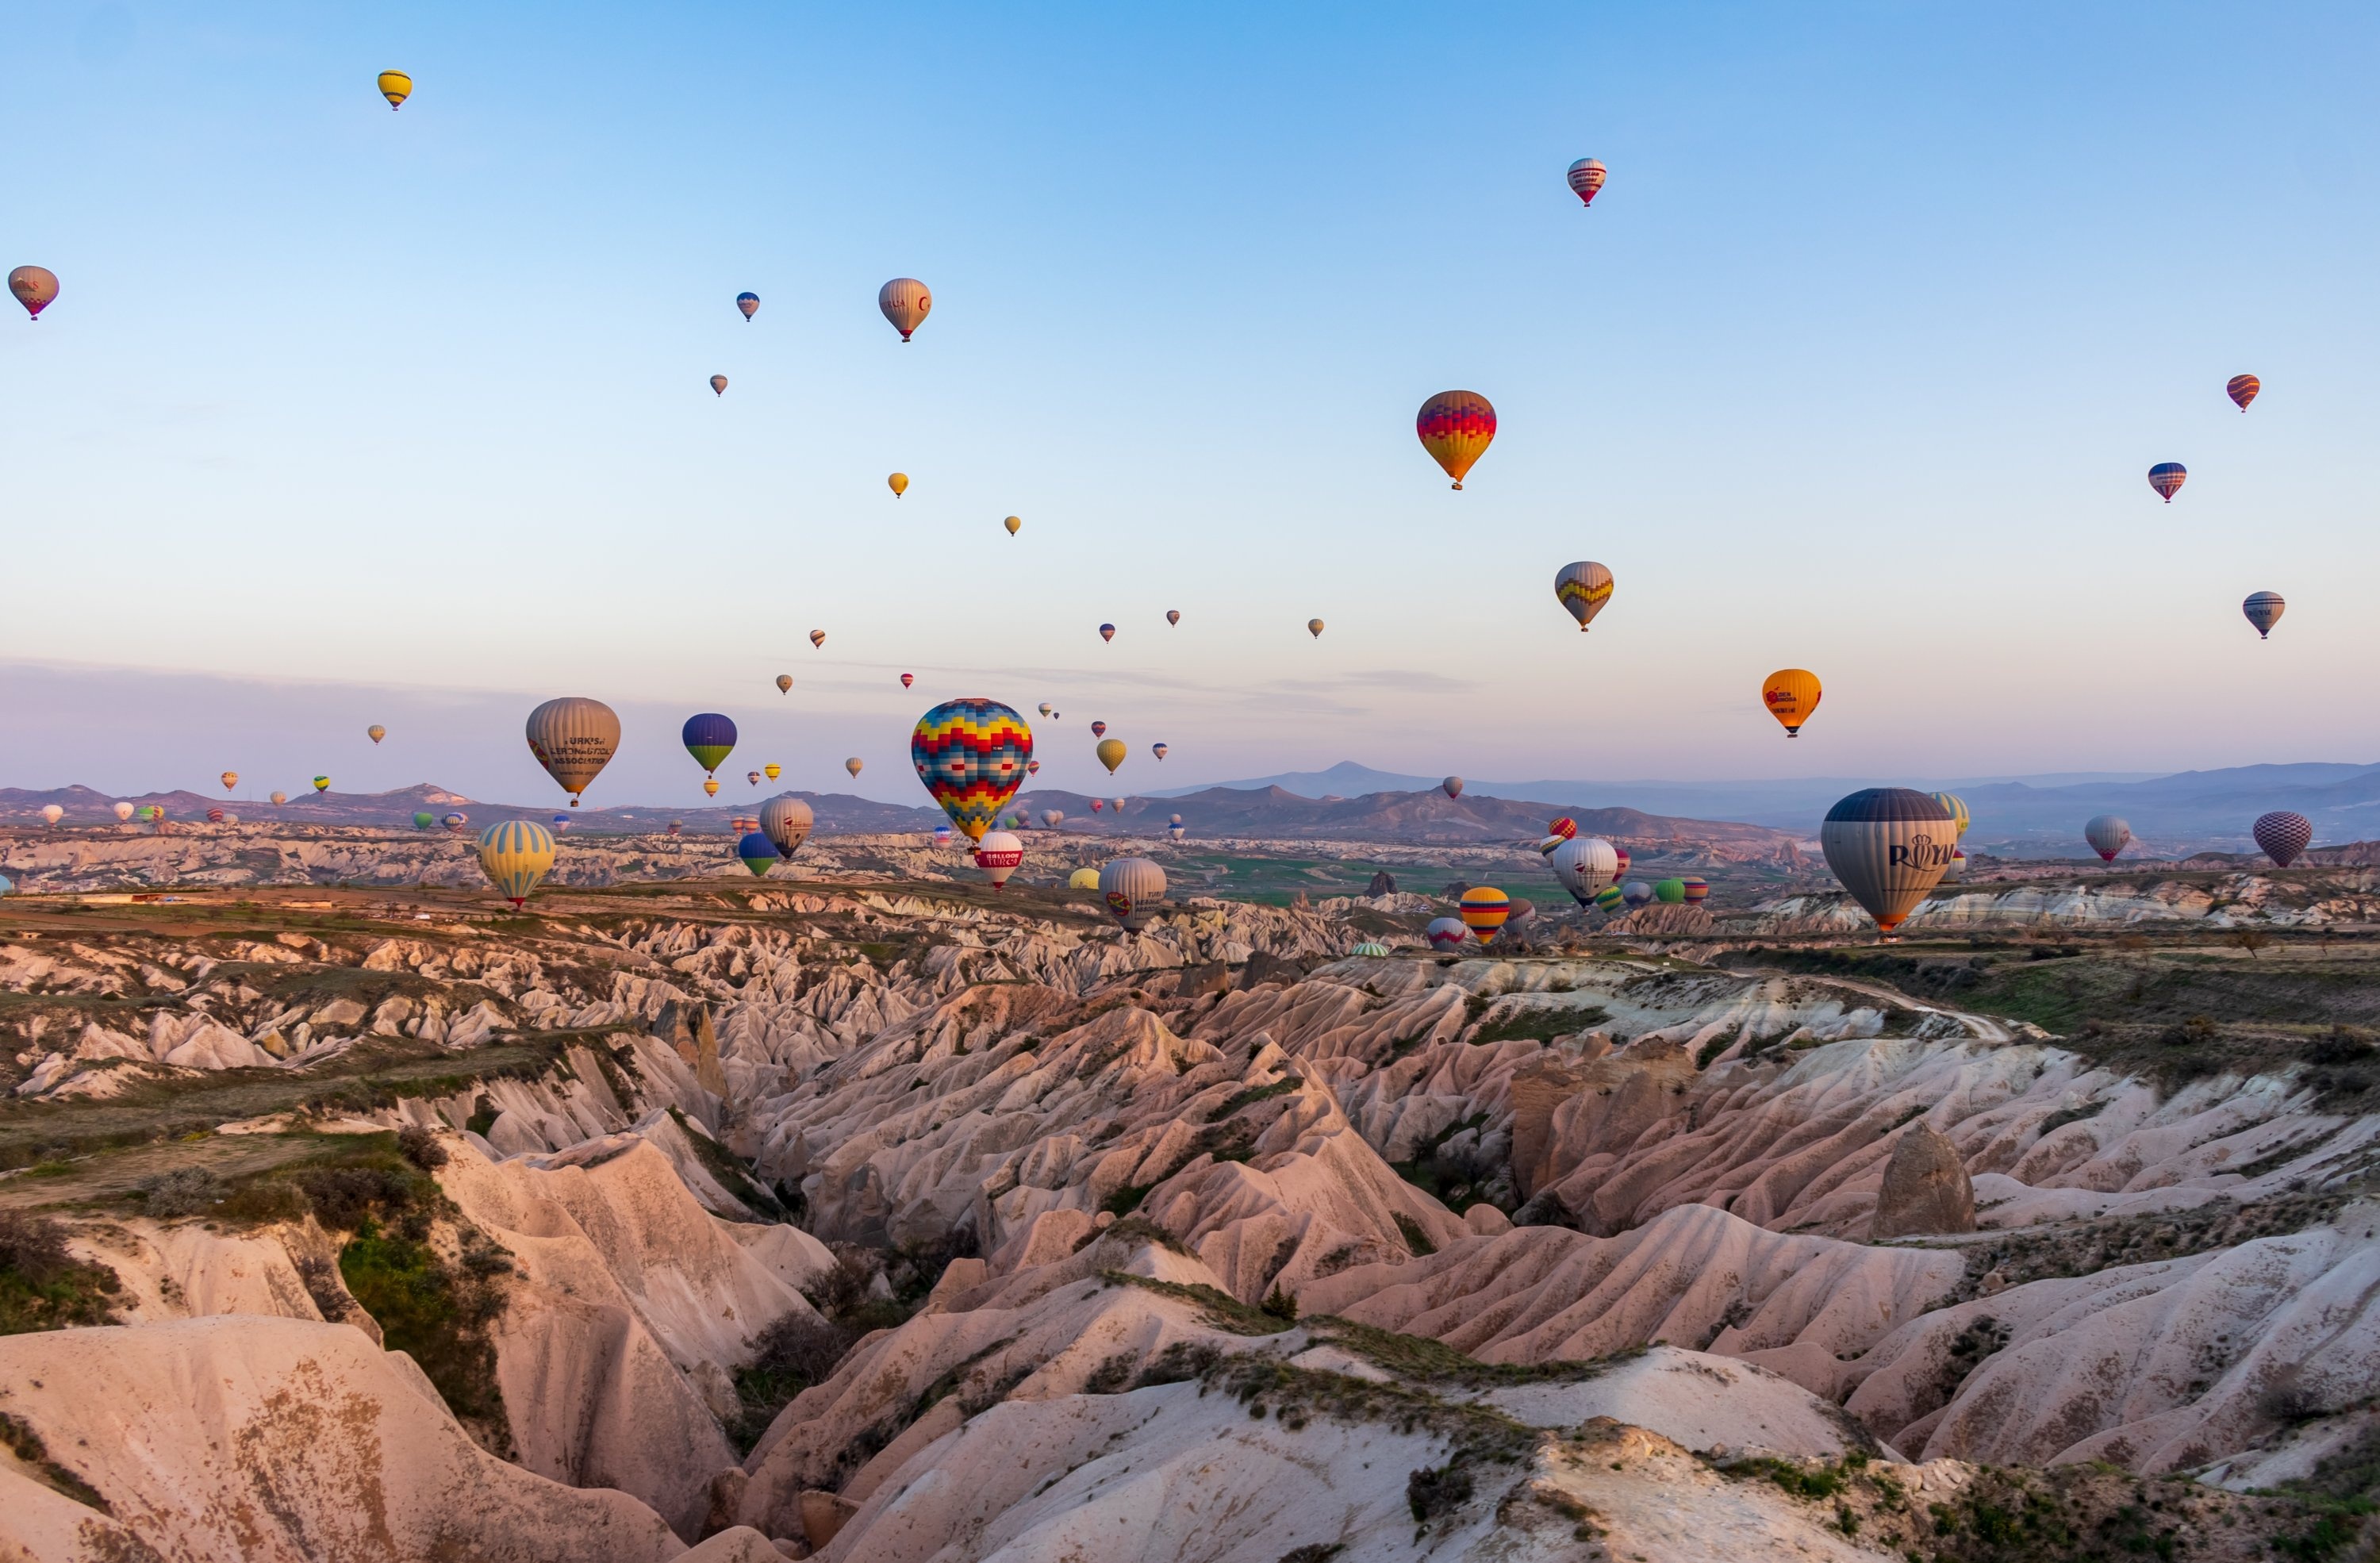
[1098,1269,1295,1335]
[665,1106,785,1218]
[1204,1351,1537,1467]
[1100,1182,1153,1219]
[1468,1004,1608,1047]
[0,1209,121,1335]
[1393,1212,1436,1257]
[726,1312,850,1455]
[338,1219,512,1454]
[1308,1317,1641,1388]
[1407,1461,1473,1521]
[0,1411,109,1511]
[1213,1077,1300,1120]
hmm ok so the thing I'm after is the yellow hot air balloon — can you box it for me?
[1307,618,1325,638]
[367,724,386,744]
[703,778,720,797]
[1004,515,1021,535]
[878,277,931,341]
[1068,866,1101,890]
[1929,793,1971,839]
[1096,738,1127,774]
[888,472,908,497]
[1761,669,1822,737]
[377,71,412,110]
[220,771,239,793]
[776,674,793,693]
[845,757,863,778]
[764,762,782,781]
[1416,390,1496,489]
[476,820,557,909]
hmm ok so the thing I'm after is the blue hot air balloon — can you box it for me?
[737,830,781,877]
[551,813,571,833]
[683,713,738,774]
[735,291,759,321]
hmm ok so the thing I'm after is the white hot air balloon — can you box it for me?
[973,830,1024,889]
[2084,815,2132,863]
[1548,836,1620,905]
[1096,857,1167,931]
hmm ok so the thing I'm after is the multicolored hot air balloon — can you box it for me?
[736,291,759,321]
[1099,623,1115,643]
[313,776,330,793]
[1004,515,1021,535]
[2084,815,2130,862]
[1166,609,1180,626]
[711,375,728,396]
[2244,592,2285,639]
[1821,789,1956,939]
[1090,720,1107,738]
[776,674,793,693]
[1458,886,1511,943]
[1548,816,1577,841]
[1555,563,1614,631]
[1152,743,1168,761]
[553,813,570,832]
[973,830,1023,889]
[761,797,814,859]
[2255,811,2313,868]
[367,725,386,744]
[846,758,863,778]
[900,673,915,689]
[1096,738,1126,774]
[206,808,225,824]
[810,630,826,648]
[1099,857,1166,930]
[736,831,781,878]
[1307,618,1326,639]
[526,697,620,806]
[878,278,931,341]
[764,762,781,782]
[2227,374,2259,412]
[2149,463,2187,502]
[746,770,762,787]
[221,771,238,792]
[1549,837,1619,904]
[442,812,469,833]
[474,820,553,908]
[1614,847,1631,879]
[911,698,1033,842]
[376,71,412,109]
[682,713,736,774]
[9,267,59,321]
[1928,793,1971,839]
[888,472,908,497]
[703,778,720,797]
[1417,390,1495,489]
[1441,777,1464,800]
[1566,158,1606,206]
[1426,916,1469,950]
[1091,799,1104,813]
[1592,884,1625,912]
[1762,670,1821,736]
[1168,819,1186,841]
[1680,876,1709,905]
[1027,760,1041,775]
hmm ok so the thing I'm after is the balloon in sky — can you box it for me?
[682,713,737,774]
[901,673,915,689]
[1416,390,1496,489]
[1091,799,1104,813]
[2243,592,2285,639]
[1537,835,1564,855]
[973,830,1024,889]
[810,630,826,648]
[776,674,793,694]
[40,804,62,825]
[476,820,555,908]
[1553,562,1615,632]
[1614,847,1630,878]
[1038,703,1053,717]
[911,697,1033,841]
[711,375,728,397]
[1307,618,1325,639]
[1111,797,1125,814]
[1027,760,1040,775]
[1654,878,1687,904]
[1761,670,1822,737]
[1426,916,1469,950]
[367,725,386,744]
[1458,886,1511,943]
[1680,875,1710,904]
[846,757,863,778]
[8,267,59,321]
[1549,836,1619,904]
[888,472,908,497]
[2148,463,2187,502]
[313,776,330,793]
[1592,885,1625,912]
[113,801,135,822]
[2227,374,2259,412]
[1548,816,1578,840]
[442,812,469,833]
[1928,793,1971,839]
[270,792,286,807]
[1042,809,1064,828]
[1096,738,1127,774]
[760,797,814,858]
[1004,515,1021,536]
[1098,857,1166,930]
[553,814,570,831]
[1090,720,1107,738]
[1099,623,1115,643]
[1152,743,1168,761]
[2255,810,2313,868]
[698,777,719,797]
[1441,777,1464,800]
[764,762,781,781]
[736,291,759,321]
[1821,789,1957,939]
[1166,609,1180,626]
[736,831,781,878]
[2084,815,2131,862]
[1068,866,1101,890]
[746,771,762,787]
[221,771,238,792]
[376,71,412,109]
[1566,157,1606,206]
[667,820,681,835]
[1622,881,1653,908]
[933,823,952,845]
[525,697,621,806]
[878,277,931,341]
[1168,822,1186,841]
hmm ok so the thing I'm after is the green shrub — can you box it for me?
[0,1211,121,1335]
[339,1222,509,1448]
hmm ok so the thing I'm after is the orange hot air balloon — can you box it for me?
[1762,669,1821,736]
[703,778,720,797]
[776,674,793,693]
[2227,374,2259,412]
[888,472,908,497]
[1416,390,1495,489]
[809,630,826,648]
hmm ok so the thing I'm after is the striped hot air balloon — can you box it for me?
[1426,916,1470,950]
[1099,857,1166,930]
[1554,563,1614,631]
[1458,885,1511,943]
[476,820,556,908]
[1549,837,1618,904]
[1592,885,1625,912]
[2255,811,2313,868]
[761,797,813,859]
[2148,463,2187,502]
[2227,374,2259,412]
[911,698,1034,842]
[736,291,760,321]
[1566,158,1606,206]
[1653,878,1687,904]
[878,277,931,341]
[1928,793,1971,839]
[2084,816,2130,862]
[1821,789,1956,939]
[2243,592,2285,639]
[1679,875,1709,905]
[1416,390,1495,489]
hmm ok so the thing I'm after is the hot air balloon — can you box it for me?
[1096,739,1127,774]
[932,821,953,844]
[376,71,412,109]
[1090,720,1107,738]
[476,820,555,908]
[1928,793,1971,839]
[845,757,863,778]
[8,267,59,322]
[2228,374,2259,412]
[888,472,908,497]
[878,278,931,341]
[1680,876,1709,905]
[1302,617,1324,639]
[367,725,386,744]
[1099,857,1166,930]
[2149,463,2186,502]
[667,820,682,835]
[736,291,759,321]
[746,770,762,787]
[2084,815,2130,862]
[209,808,227,824]
[1592,885,1625,912]
[730,815,758,834]
[1027,760,1041,775]
[40,804,62,826]
[442,812,469,833]
[1166,610,1180,626]
[270,791,286,807]
[1352,941,1390,958]
[763,762,781,782]
[1621,881,1653,908]
[552,813,570,832]
[760,797,813,859]
[2243,592,2285,639]
[2255,811,2313,868]
[810,630,826,649]
[1653,878,1687,904]
[1003,515,1021,536]
[682,713,736,774]
[1110,797,1126,815]
[1548,816,1577,841]
[1091,799,1104,813]
[1426,916,1469,950]
[973,830,1024,889]
[900,673,915,689]
[711,375,728,396]
[1441,777,1464,800]
[1099,624,1115,643]
[1554,563,1614,632]
[1537,835,1566,855]
[1152,743,1168,761]
[220,771,238,792]
[1416,390,1495,489]
[1068,866,1101,890]
[412,811,434,831]
[1169,821,1187,841]
[1761,670,1822,737]
[776,674,793,694]
[1041,808,1065,828]
[526,697,621,806]
[1821,789,1956,939]
[1940,849,1964,884]
[736,831,781,878]
[703,778,720,797]
[1459,886,1511,943]
[1169,814,1183,827]
[313,776,331,793]
[1549,837,1619,904]
[1613,847,1631,879]
[911,698,1032,841]
[1566,157,1606,206]
[1038,703,1053,717]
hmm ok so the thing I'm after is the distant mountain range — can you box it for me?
[0,784,943,835]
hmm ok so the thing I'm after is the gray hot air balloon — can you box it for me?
[1096,856,1166,931]
[1548,836,1620,905]
[2084,815,2131,862]
[760,796,815,860]
[525,697,621,805]
[1441,776,1464,800]
[2255,811,2313,867]
[2243,592,2285,639]
[1820,788,1957,939]
[1621,881,1653,908]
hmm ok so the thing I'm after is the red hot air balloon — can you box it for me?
[1565,158,1606,206]
[900,673,915,689]
[1416,391,1496,490]
[1090,721,1107,738]
[1091,799,1104,813]
[2254,811,2313,867]
[1548,816,1578,841]
[2228,374,2260,412]
[2148,463,2186,502]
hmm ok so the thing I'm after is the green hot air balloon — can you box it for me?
[1653,878,1687,904]
[414,812,436,830]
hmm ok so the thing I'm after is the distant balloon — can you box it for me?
[776,674,793,694]
[1152,743,1168,761]
[376,71,412,109]
[525,697,621,806]
[736,831,781,878]
[1169,814,1183,825]
[1416,390,1496,490]
[1441,777,1464,800]
[1091,799,1104,813]
[1928,793,1971,839]
[367,725,386,744]
[40,804,62,826]
[1000,515,1022,538]
[736,291,759,321]
[1042,809,1065,828]
[1068,866,1101,890]
[747,770,762,787]
[1537,835,1565,855]
[761,797,814,859]
[901,673,915,689]
[442,812,469,833]
[1592,885,1625,912]
[1307,619,1325,639]
[1613,847,1631,879]
[8,266,59,322]
[553,814,570,832]
[667,820,682,835]
[878,277,931,341]
[1168,822,1186,841]
[810,630,827,648]
[270,793,286,807]
[313,777,330,793]
[2255,811,2313,868]
[2243,592,2286,639]
[477,820,555,908]
[682,712,737,774]
[2083,815,2131,862]
[933,823,952,845]
[2148,463,2187,502]
[1548,816,1578,840]
[711,375,728,396]
[2227,374,2259,412]
[703,778,720,797]
[973,830,1024,889]
[1554,563,1614,632]
[764,762,781,781]
[1621,881,1653,908]
[1096,738,1127,774]
[1549,836,1619,905]
[1166,610,1180,626]
[1099,623,1115,643]
[1822,789,1956,939]
[1426,916,1469,950]
[221,771,238,792]
[1110,797,1125,814]
[1098,857,1166,930]
[888,472,908,497]
[1458,886,1511,943]
[1940,850,1964,885]
[911,697,1032,841]
[846,757,864,778]
[1027,760,1041,775]
[1679,875,1709,905]
[1090,721,1107,738]
[1762,670,1822,737]
[1654,878,1687,904]
[1566,157,1606,206]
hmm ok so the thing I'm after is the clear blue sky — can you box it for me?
[5,2,2376,809]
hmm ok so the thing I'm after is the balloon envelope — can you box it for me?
[973,830,1025,889]
[764,762,781,780]
[1090,721,1107,737]
[736,831,781,878]
[878,277,931,340]
[367,725,386,744]
[2149,463,2187,501]
[313,777,330,793]
[1548,816,1578,840]
[1928,793,1971,839]
[1680,875,1709,904]
[1592,885,1625,912]
[1096,738,1127,774]
[1004,515,1021,535]
[1416,390,1496,489]
[2243,592,2285,639]
[1458,886,1511,943]
[888,472,908,497]
[1763,670,1821,736]
[760,797,814,859]
[525,697,621,805]
[1654,878,1687,904]
[1549,836,1619,904]
[1441,777,1464,800]
[776,674,793,693]
[1426,916,1469,950]
[682,713,737,773]
[2255,811,2313,868]
[270,793,286,806]
[1307,618,1325,638]
[40,804,62,825]
[1068,866,1101,890]
[9,266,60,320]
[711,375,728,396]
[221,771,238,792]
[1622,881,1653,908]
[376,71,412,109]
[810,631,826,648]
[1554,563,1614,631]
[2084,815,2131,862]
[846,758,863,778]
[736,291,759,320]
[1566,158,1606,205]
[1152,743,1168,761]
[476,820,555,908]
[1099,624,1115,643]
[2227,374,2259,411]
[1821,789,1957,937]
[911,698,1034,842]
[1098,857,1167,930]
